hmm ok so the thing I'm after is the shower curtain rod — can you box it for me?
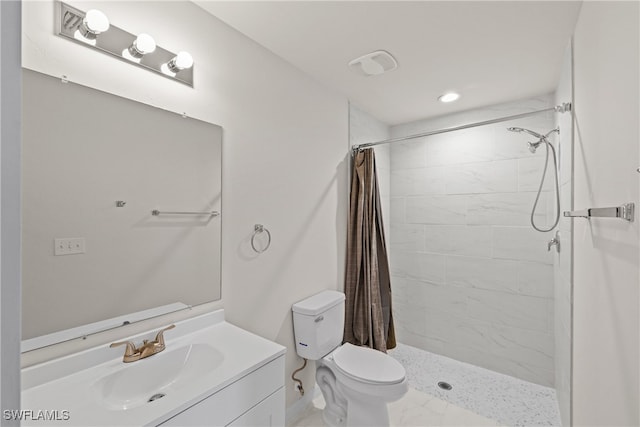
[351,102,572,152]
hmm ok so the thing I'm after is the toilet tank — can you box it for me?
[292,290,345,360]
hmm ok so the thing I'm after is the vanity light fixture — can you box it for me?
[438,92,460,103]
[73,9,110,46]
[122,33,157,63]
[57,2,194,87]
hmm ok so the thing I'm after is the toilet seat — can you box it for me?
[332,343,405,385]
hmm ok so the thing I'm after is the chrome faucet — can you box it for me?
[110,324,175,363]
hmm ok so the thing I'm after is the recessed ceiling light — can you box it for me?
[438,92,460,103]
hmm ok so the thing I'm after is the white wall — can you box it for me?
[348,104,391,244]
[1,1,23,423]
[572,2,639,425]
[21,0,349,409]
[389,96,557,386]
[553,42,573,427]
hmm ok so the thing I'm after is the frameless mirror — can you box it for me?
[21,69,222,350]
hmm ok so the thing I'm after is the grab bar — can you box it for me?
[152,210,219,217]
[563,203,634,222]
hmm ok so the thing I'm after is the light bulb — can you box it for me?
[132,33,156,55]
[167,51,193,73]
[84,9,109,33]
[74,9,109,45]
[123,33,156,62]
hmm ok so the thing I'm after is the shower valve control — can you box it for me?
[547,231,561,253]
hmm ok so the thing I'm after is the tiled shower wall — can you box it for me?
[389,96,557,386]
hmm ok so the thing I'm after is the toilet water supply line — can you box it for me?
[292,358,307,396]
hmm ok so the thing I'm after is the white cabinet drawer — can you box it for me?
[227,388,284,427]
[159,356,284,427]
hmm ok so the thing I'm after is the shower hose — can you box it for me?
[531,138,560,233]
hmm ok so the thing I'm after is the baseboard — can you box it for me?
[285,385,321,426]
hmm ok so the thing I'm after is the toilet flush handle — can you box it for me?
[315,315,324,323]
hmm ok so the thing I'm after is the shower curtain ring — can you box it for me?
[251,224,272,254]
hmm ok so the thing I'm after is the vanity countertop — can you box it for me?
[21,310,286,426]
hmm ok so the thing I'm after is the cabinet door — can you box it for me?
[227,388,284,427]
[158,356,284,427]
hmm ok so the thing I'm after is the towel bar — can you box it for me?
[152,210,219,217]
[563,203,634,222]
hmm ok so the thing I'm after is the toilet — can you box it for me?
[292,290,408,427]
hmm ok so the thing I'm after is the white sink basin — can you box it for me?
[92,343,224,411]
[21,311,286,426]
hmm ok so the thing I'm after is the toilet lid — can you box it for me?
[333,343,405,385]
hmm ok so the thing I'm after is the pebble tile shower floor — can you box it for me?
[389,343,562,426]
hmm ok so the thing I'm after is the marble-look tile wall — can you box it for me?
[389,96,557,387]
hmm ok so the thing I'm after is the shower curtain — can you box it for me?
[343,148,396,352]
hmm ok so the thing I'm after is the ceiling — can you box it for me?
[195,1,582,125]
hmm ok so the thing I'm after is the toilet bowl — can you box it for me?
[292,290,408,427]
[318,343,408,427]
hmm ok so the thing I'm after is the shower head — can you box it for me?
[507,127,544,139]
[507,126,560,154]
[527,141,542,153]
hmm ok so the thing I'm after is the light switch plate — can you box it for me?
[54,237,85,256]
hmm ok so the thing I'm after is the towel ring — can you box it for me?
[251,224,271,254]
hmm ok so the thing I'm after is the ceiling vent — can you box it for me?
[349,50,397,77]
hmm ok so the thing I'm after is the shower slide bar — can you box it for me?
[563,203,635,222]
[152,210,220,217]
[351,102,572,152]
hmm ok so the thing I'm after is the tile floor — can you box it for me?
[291,387,503,427]
[291,343,562,427]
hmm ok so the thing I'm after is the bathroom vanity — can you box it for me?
[21,310,286,426]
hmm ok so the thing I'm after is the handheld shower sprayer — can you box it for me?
[508,127,545,153]
[527,141,542,154]
[507,127,559,153]
[507,126,561,233]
